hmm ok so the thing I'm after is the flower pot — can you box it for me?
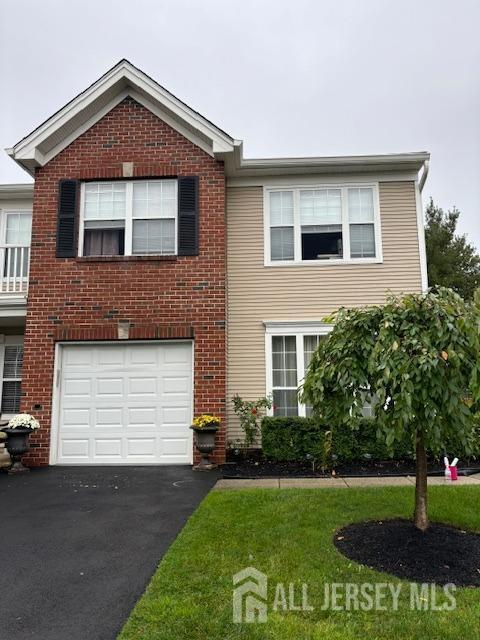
[192,427,218,470]
[2,427,32,475]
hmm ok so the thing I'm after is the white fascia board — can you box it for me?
[0,183,34,199]
[227,171,419,188]
[264,320,333,334]
[225,145,430,178]
[9,60,235,168]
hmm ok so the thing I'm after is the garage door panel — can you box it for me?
[94,439,123,457]
[162,438,189,456]
[96,377,124,397]
[129,346,159,365]
[127,406,157,427]
[62,408,91,428]
[162,406,190,425]
[95,407,124,428]
[64,378,92,398]
[64,348,93,367]
[56,342,193,464]
[128,377,158,396]
[163,345,191,364]
[97,347,126,366]
[60,439,90,459]
[126,438,157,457]
[163,376,190,395]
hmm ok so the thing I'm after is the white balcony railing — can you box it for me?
[0,246,30,295]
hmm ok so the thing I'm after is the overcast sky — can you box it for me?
[1,0,478,248]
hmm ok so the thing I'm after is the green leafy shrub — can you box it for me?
[261,417,327,462]
[261,416,416,466]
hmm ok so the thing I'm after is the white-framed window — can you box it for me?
[264,184,381,265]
[265,323,333,417]
[79,180,177,257]
[0,336,24,416]
[0,210,32,281]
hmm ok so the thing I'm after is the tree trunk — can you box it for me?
[414,429,429,531]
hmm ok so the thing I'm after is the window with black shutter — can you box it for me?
[77,179,188,257]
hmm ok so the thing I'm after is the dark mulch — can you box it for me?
[334,518,480,587]
[222,456,480,479]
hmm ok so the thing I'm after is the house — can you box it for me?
[1,60,429,466]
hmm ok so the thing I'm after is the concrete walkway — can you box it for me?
[214,474,480,490]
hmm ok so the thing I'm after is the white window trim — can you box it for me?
[263,182,383,267]
[0,334,24,419]
[78,180,178,257]
[264,321,333,418]
[0,210,33,247]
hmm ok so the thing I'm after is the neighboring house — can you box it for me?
[1,60,429,466]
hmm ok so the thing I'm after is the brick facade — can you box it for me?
[21,97,227,466]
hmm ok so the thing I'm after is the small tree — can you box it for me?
[301,288,480,531]
[425,198,480,300]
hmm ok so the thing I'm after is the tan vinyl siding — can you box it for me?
[226,181,422,441]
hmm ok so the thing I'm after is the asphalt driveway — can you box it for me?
[0,466,218,640]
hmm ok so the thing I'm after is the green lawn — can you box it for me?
[118,486,480,640]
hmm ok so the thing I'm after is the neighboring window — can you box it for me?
[267,186,378,263]
[1,343,23,414]
[2,212,32,279]
[271,336,298,416]
[81,180,177,256]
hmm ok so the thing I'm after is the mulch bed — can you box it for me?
[334,519,480,587]
[222,456,480,479]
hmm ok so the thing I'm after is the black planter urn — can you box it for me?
[192,427,218,470]
[2,428,32,474]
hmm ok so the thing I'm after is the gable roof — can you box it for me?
[7,59,239,175]
[6,59,429,183]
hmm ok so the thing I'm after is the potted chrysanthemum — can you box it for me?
[190,414,220,470]
[1,413,40,474]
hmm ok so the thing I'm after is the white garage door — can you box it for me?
[53,342,193,464]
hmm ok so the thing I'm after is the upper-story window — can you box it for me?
[266,185,380,265]
[79,180,177,257]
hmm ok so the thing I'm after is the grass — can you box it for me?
[118,486,480,640]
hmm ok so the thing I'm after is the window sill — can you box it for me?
[76,255,178,264]
[264,257,383,267]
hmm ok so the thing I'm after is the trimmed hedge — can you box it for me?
[261,416,414,465]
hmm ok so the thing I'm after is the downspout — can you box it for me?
[419,159,430,192]
[415,159,430,292]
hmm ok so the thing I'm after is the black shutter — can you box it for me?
[177,176,199,256]
[56,179,79,257]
